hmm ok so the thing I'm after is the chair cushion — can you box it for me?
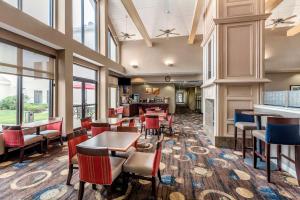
[114,146,136,158]
[71,154,78,164]
[253,130,266,141]
[235,122,257,130]
[40,130,60,138]
[24,134,43,146]
[110,156,126,181]
[123,152,155,176]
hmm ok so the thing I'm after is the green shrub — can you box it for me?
[0,96,17,110]
[24,103,48,113]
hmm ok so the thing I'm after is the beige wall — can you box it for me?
[265,73,300,91]
[132,84,176,113]
[265,27,300,72]
[187,88,196,111]
[121,36,202,76]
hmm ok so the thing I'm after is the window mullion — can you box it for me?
[81,0,84,44]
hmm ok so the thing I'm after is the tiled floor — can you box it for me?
[0,113,299,199]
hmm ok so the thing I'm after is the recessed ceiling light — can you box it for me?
[165,60,174,67]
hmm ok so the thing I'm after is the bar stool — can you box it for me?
[252,117,300,184]
[234,109,257,159]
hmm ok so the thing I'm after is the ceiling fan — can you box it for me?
[267,15,297,30]
[120,32,136,40]
[156,28,180,39]
[119,15,135,40]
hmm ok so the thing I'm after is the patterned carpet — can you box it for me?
[0,113,299,200]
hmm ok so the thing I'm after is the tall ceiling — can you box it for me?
[266,0,300,29]
[108,0,203,41]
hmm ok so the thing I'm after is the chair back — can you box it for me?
[138,107,144,115]
[234,109,254,124]
[117,126,138,132]
[67,129,88,165]
[116,106,124,115]
[81,117,92,131]
[2,125,24,147]
[76,146,112,185]
[139,114,145,123]
[91,126,111,137]
[129,119,135,127]
[108,108,116,117]
[145,115,159,129]
[91,122,110,127]
[46,118,63,134]
[266,117,300,145]
[152,137,163,176]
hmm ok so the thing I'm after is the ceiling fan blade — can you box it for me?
[159,29,165,32]
[266,22,276,27]
[156,33,166,37]
[283,15,297,21]
[283,21,295,24]
[170,33,180,35]
[121,32,126,35]
[169,28,176,32]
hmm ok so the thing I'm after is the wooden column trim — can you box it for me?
[188,0,203,44]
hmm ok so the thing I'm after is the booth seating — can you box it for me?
[234,109,257,159]
[252,117,300,184]
[39,118,63,150]
[2,125,44,162]
[123,137,163,198]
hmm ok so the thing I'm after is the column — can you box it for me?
[100,67,109,120]
[202,0,269,147]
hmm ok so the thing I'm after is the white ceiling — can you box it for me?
[108,0,203,41]
[266,0,300,28]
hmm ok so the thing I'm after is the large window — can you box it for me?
[108,30,117,62]
[3,0,53,26]
[73,64,97,127]
[0,41,54,129]
[109,87,117,109]
[73,0,97,50]
[176,91,184,104]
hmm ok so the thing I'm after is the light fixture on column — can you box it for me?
[165,60,174,67]
[131,61,138,69]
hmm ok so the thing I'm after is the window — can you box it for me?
[109,87,117,108]
[108,30,117,62]
[0,41,54,128]
[176,91,184,104]
[2,0,53,26]
[0,74,17,130]
[73,64,97,127]
[207,40,212,79]
[73,0,97,50]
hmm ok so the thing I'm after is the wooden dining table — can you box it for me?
[77,131,141,156]
[22,119,62,135]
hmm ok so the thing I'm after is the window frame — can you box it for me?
[73,64,98,124]
[6,0,55,27]
[176,91,184,104]
[108,29,118,62]
[73,0,98,51]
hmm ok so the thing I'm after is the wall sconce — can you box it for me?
[131,61,138,69]
[165,60,174,67]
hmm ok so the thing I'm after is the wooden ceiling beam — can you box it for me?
[121,0,152,47]
[287,24,300,37]
[188,0,203,44]
[265,0,283,13]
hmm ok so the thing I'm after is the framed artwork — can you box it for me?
[145,87,152,94]
[290,85,300,91]
[152,88,160,95]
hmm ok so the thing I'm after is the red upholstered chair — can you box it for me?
[40,118,63,149]
[145,115,160,139]
[66,129,88,185]
[76,146,126,200]
[108,108,117,117]
[129,119,135,127]
[116,106,124,118]
[2,125,44,162]
[139,114,146,132]
[91,126,111,137]
[123,137,163,198]
[80,117,92,136]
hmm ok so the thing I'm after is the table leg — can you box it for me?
[36,127,41,135]
[111,151,116,157]
[295,145,300,185]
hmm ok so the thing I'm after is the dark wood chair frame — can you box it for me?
[234,109,255,159]
[253,117,300,184]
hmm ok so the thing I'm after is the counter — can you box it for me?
[122,103,169,117]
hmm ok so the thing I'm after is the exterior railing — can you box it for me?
[263,90,300,108]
